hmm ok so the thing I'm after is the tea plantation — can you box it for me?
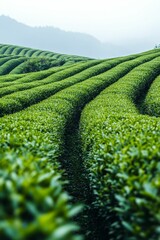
[0,44,160,240]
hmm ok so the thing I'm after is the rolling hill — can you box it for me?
[0,44,160,240]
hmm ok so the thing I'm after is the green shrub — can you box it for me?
[80,56,160,240]
[0,104,82,239]
[142,75,160,116]
[0,57,27,75]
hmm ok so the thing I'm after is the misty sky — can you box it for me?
[0,0,160,44]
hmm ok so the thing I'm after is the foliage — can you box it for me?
[0,57,27,75]
[142,75,160,116]
[20,58,65,73]
[0,104,82,240]
[80,55,160,240]
[0,43,160,239]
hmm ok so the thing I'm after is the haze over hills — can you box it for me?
[0,15,156,58]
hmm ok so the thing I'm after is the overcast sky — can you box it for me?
[0,0,160,44]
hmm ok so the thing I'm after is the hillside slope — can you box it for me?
[0,45,160,240]
[0,43,90,74]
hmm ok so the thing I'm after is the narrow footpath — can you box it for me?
[59,115,108,240]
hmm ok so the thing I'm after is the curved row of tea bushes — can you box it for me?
[9,61,28,74]
[25,49,39,57]
[0,57,27,75]
[80,56,160,240]
[0,44,90,64]
[3,46,48,59]
[0,68,91,98]
[0,66,69,88]
[0,67,68,86]
[0,72,54,90]
[3,46,15,55]
[8,57,66,74]
[0,53,144,115]
[17,48,38,57]
[142,75,160,116]
[46,53,57,58]
[0,53,143,94]
[31,50,44,57]
[0,56,21,66]
[1,52,158,157]
[11,46,25,55]
[25,50,55,58]
[0,74,24,84]
[0,60,103,92]
[0,109,82,240]
[0,59,97,87]
[0,55,142,239]
[0,50,159,100]
[18,48,29,56]
[0,60,105,115]
[0,51,159,116]
[37,50,54,58]
[0,54,8,58]
[0,45,9,54]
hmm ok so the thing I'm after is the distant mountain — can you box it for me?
[0,15,155,58]
[0,15,129,58]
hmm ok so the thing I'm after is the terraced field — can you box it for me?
[0,44,160,240]
[0,44,89,75]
